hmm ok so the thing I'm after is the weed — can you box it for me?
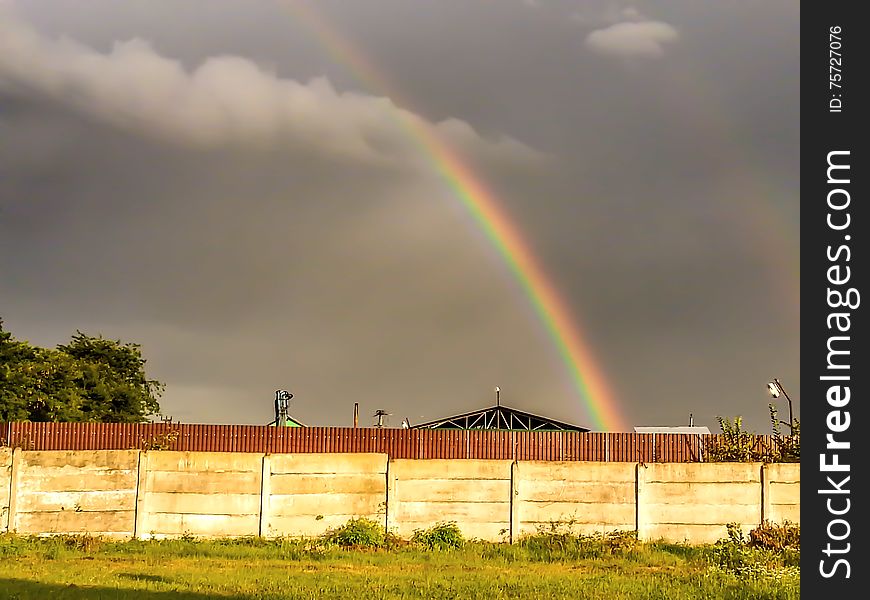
[709,522,801,583]
[322,517,386,548]
[411,521,465,550]
[748,521,800,552]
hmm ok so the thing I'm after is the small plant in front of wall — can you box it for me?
[411,522,465,551]
[322,517,386,549]
[710,522,800,582]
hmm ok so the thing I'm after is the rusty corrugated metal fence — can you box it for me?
[1,422,783,462]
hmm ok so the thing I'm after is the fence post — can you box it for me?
[760,463,770,526]
[635,462,648,541]
[133,451,150,539]
[510,460,520,544]
[259,454,271,538]
[385,458,397,534]
[5,447,21,534]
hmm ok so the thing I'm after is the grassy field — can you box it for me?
[0,525,799,599]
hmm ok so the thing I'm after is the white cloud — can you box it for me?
[0,12,542,165]
[620,7,642,21]
[585,20,679,59]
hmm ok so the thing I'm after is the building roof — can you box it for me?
[411,404,589,432]
[633,426,711,434]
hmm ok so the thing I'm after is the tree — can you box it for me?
[0,319,163,423]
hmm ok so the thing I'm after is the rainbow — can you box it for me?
[281,1,627,431]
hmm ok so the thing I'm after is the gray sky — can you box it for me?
[0,0,799,432]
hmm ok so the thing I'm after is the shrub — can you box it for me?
[705,417,766,462]
[709,522,801,582]
[748,521,800,552]
[768,404,800,462]
[411,522,465,550]
[322,517,386,548]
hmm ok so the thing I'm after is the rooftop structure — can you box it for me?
[633,426,711,435]
[411,404,589,432]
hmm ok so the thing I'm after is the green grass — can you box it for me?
[0,532,799,599]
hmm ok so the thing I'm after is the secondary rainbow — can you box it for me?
[281,1,627,431]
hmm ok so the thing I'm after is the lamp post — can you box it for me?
[766,378,794,434]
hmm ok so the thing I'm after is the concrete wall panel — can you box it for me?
[520,502,636,527]
[146,492,261,515]
[517,462,637,537]
[270,492,384,516]
[146,470,262,494]
[270,473,385,496]
[645,462,762,483]
[644,502,761,525]
[639,463,762,543]
[137,451,263,539]
[391,459,510,481]
[521,480,635,504]
[389,459,511,541]
[265,453,387,539]
[17,490,135,513]
[12,450,139,537]
[765,463,800,525]
[144,513,261,538]
[519,461,636,482]
[145,452,263,473]
[15,510,135,535]
[270,453,387,475]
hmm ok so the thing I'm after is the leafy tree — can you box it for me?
[0,319,163,423]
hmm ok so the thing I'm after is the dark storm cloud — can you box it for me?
[1,1,799,432]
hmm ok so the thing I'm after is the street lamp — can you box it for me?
[766,378,794,434]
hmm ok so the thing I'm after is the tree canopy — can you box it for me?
[0,319,163,423]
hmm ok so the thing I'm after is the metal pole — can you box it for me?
[775,379,794,433]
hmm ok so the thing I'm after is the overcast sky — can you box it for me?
[0,0,799,432]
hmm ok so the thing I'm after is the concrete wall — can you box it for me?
[638,463,764,544]
[0,449,801,544]
[10,450,139,538]
[265,453,387,538]
[1,448,11,533]
[763,463,800,524]
[136,451,263,539]
[515,461,637,538]
[388,459,512,541]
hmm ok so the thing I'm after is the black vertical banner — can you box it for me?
[802,2,866,597]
